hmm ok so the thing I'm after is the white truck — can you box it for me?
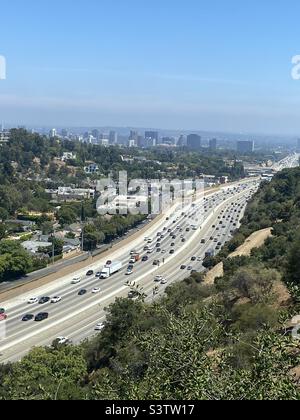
[100,261,122,279]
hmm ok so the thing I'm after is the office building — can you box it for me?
[177,135,186,147]
[237,141,254,154]
[187,134,202,150]
[109,130,118,145]
[209,138,217,151]
[128,139,137,148]
[145,131,159,143]
[0,129,10,144]
[92,129,100,140]
[61,129,69,138]
[49,128,57,138]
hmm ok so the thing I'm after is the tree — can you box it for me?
[58,207,78,227]
[286,237,300,285]
[0,224,6,240]
[0,346,87,400]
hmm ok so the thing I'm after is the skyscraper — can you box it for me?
[237,141,254,153]
[177,135,186,147]
[209,138,217,151]
[49,128,57,138]
[109,130,118,145]
[145,131,159,146]
[187,134,202,150]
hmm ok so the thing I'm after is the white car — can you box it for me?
[95,322,105,331]
[155,275,163,282]
[71,277,81,284]
[92,287,101,294]
[95,272,102,277]
[126,270,133,276]
[55,337,70,345]
[161,278,168,285]
[28,297,39,305]
[51,296,62,304]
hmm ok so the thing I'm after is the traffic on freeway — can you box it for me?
[0,179,260,362]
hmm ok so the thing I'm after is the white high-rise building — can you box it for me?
[49,128,57,138]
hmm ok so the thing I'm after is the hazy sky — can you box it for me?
[1,0,300,135]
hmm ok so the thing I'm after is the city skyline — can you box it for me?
[1,1,300,135]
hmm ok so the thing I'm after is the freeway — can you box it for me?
[0,179,260,363]
[272,153,300,172]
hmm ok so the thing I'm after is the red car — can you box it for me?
[0,313,7,321]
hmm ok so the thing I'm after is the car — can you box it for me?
[156,243,161,248]
[86,270,94,276]
[180,265,186,270]
[95,322,105,331]
[96,271,102,277]
[51,296,62,304]
[170,249,175,254]
[161,250,166,254]
[78,289,87,296]
[55,337,70,345]
[0,308,5,315]
[130,250,137,255]
[142,256,149,262]
[128,264,134,270]
[156,248,161,252]
[153,260,160,266]
[28,297,39,305]
[218,242,222,246]
[191,270,197,275]
[71,277,81,284]
[106,260,112,266]
[35,312,49,322]
[171,242,175,247]
[172,235,177,240]
[129,258,136,264]
[128,290,138,299]
[39,297,50,305]
[22,314,34,322]
[92,287,101,294]
[187,266,193,271]
[181,238,186,243]
[155,275,163,282]
[161,278,168,285]
[144,245,150,251]
[201,239,206,244]
[210,236,214,241]
[191,257,196,261]
[197,257,202,262]
[126,270,133,276]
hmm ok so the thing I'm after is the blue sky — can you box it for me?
[1,0,300,134]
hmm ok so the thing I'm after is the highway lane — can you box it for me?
[0,179,259,362]
[0,191,253,361]
[72,194,250,344]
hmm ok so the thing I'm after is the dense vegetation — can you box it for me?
[1,168,300,400]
